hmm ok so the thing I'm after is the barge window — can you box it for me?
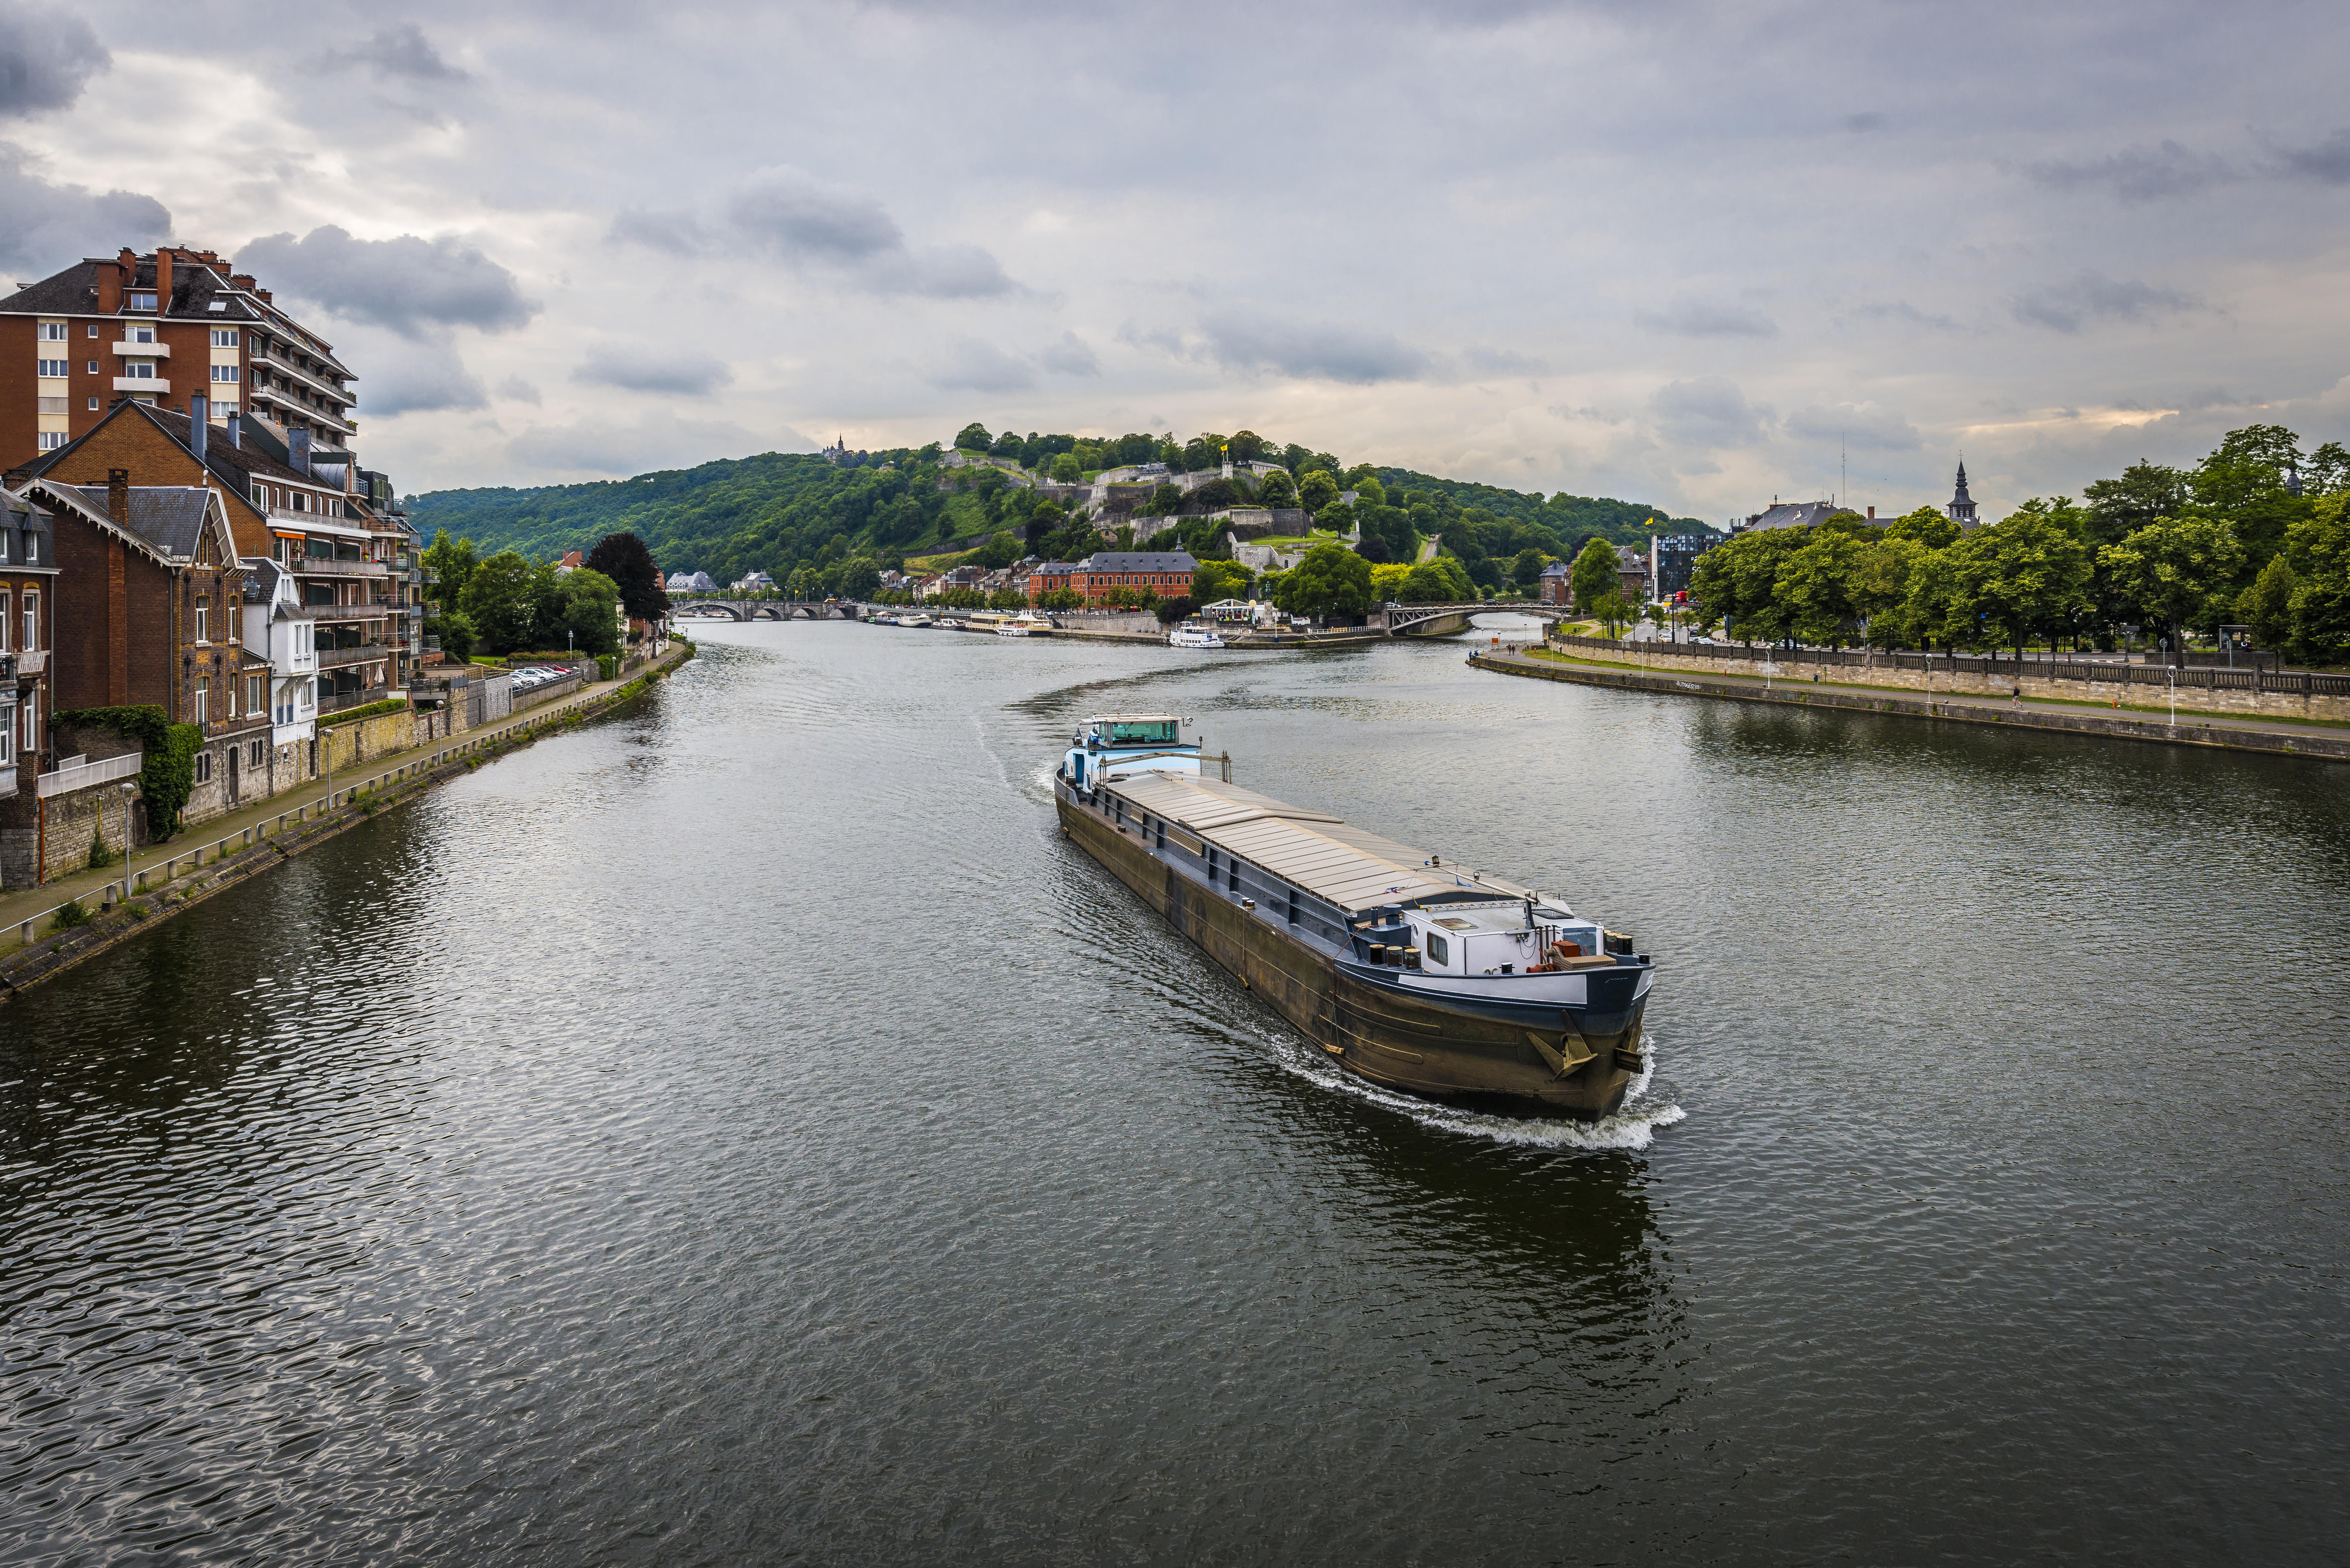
[1426,933,1450,967]
[1286,887,1299,926]
[1227,858,1239,893]
[1155,820,1166,850]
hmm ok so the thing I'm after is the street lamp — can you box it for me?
[118,782,136,872]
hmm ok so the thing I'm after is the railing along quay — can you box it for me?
[1545,633,2350,696]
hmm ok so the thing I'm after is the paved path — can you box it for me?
[2,646,685,936]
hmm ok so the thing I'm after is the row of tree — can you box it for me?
[421,531,671,662]
[1685,426,2350,661]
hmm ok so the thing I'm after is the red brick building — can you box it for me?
[1068,550,1198,606]
[2,494,57,797]
[34,474,272,828]
[0,247,357,470]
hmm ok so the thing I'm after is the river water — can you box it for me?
[5,619,2348,1565]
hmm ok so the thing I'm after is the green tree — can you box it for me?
[1776,528,1869,646]
[1193,559,1252,603]
[1569,537,1620,615]
[553,567,623,656]
[1352,475,1387,508]
[954,423,991,451]
[1941,510,2094,655]
[1050,452,1082,483]
[434,608,478,662]
[1883,505,1961,550]
[1272,541,1373,620]
[837,559,882,600]
[2190,426,2312,568]
[1297,470,1340,514]
[2083,461,2187,548]
[1256,469,1297,508]
[2285,494,2350,664]
[1850,537,1934,649]
[2305,441,2350,498]
[1509,547,1550,588]
[460,550,548,654]
[2236,555,2297,650]
[2100,514,2246,654]
[1586,589,1631,638]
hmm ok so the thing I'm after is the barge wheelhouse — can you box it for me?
[1053,715,1654,1120]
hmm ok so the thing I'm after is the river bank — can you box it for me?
[1470,645,2350,764]
[0,640,694,1000]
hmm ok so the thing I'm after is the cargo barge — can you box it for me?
[1053,715,1654,1119]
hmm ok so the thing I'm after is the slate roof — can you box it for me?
[0,254,351,376]
[51,485,217,561]
[1742,500,1841,532]
[25,402,376,526]
[1080,551,1200,572]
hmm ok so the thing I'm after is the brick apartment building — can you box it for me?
[0,247,356,469]
[27,396,421,700]
[1,494,57,796]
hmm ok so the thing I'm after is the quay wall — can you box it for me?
[1540,633,2350,724]
[1472,652,2350,765]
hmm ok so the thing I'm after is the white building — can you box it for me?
[240,559,318,750]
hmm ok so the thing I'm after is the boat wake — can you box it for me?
[1269,1031,1685,1150]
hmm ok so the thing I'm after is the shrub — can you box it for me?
[87,831,115,869]
[49,898,88,931]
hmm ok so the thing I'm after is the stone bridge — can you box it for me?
[671,599,866,622]
[1374,602,1568,637]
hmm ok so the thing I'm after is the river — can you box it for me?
[5,618,2348,1564]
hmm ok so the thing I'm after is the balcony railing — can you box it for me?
[11,650,46,675]
[288,557,387,578]
[318,644,387,669]
[38,750,143,798]
[310,603,394,622]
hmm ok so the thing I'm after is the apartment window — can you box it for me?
[87,360,99,375]
[18,692,33,754]
[249,739,265,767]
[195,596,210,643]
[213,402,236,417]
[211,364,239,383]
[36,359,67,378]
[85,324,98,338]
[86,398,98,411]
[128,292,157,311]
[0,712,11,766]
[37,321,65,340]
[129,325,157,344]
[0,591,9,648]
[123,363,156,380]
[194,750,211,783]
[227,677,237,717]
[247,675,265,713]
[21,592,35,651]
[211,329,239,348]
[36,432,64,451]
[194,676,209,724]
[35,396,66,415]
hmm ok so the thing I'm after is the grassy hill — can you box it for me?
[405,432,1720,595]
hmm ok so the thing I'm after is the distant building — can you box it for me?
[1650,534,1718,599]
[1735,499,1841,534]
[1071,550,1197,606]
[556,549,584,572]
[664,570,717,593]
[733,570,775,594]
[1947,461,1979,531]
[1538,561,1572,606]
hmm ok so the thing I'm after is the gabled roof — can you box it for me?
[1081,551,1199,572]
[24,400,371,521]
[52,484,217,558]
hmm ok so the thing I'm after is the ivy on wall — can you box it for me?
[49,705,208,840]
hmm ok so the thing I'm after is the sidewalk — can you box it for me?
[1,644,687,936]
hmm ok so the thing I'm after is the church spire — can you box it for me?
[1947,456,1978,530]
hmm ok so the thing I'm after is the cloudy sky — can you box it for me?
[3,0,2345,518]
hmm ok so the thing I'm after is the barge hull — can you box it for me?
[1056,787,1641,1120]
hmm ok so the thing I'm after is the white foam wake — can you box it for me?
[1270,1030,1685,1150]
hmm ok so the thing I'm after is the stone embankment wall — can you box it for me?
[323,709,417,773]
[1543,635,2350,723]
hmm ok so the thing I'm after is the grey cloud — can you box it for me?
[237,226,538,340]
[617,167,1021,299]
[2272,127,2350,185]
[0,144,167,272]
[1784,403,1921,452]
[1856,300,1963,332]
[2021,139,2234,203]
[359,346,488,417]
[2011,271,2202,333]
[323,23,467,83]
[1634,297,1778,338]
[0,4,106,118]
[1845,111,1887,133]
[1196,310,1431,383]
[573,343,733,396]
[928,339,1038,395]
[495,375,542,405]
[1651,377,1768,448]
[1463,345,1551,376]
[728,167,902,261]
[1038,331,1100,377]
[607,208,710,256]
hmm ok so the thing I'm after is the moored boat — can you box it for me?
[998,613,1051,637]
[1053,715,1654,1120]
[1168,621,1226,649]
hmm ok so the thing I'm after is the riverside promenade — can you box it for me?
[0,642,693,986]
[1472,643,2350,764]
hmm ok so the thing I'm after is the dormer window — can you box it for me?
[128,292,157,312]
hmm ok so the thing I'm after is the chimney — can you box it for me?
[157,247,174,310]
[189,394,207,462]
[288,428,310,476]
[97,257,123,313]
[230,273,255,291]
[107,468,130,525]
[226,413,242,450]
[1867,505,1875,519]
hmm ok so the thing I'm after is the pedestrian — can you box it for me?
[2011,685,2022,708]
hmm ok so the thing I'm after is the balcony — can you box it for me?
[110,341,169,358]
[289,557,387,578]
[38,750,143,798]
[12,650,47,676]
[311,602,394,623]
[318,643,387,669]
[318,685,393,715]
[113,376,169,394]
